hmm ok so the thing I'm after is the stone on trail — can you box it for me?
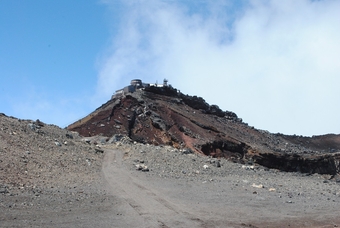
[252,183,264,189]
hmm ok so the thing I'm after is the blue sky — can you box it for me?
[1,0,340,136]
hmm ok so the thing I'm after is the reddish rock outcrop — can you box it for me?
[68,86,340,175]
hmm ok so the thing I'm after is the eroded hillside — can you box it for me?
[67,86,340,175]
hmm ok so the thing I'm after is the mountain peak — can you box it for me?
[68,79,340,175]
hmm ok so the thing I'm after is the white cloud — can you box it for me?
[97,0,340,136]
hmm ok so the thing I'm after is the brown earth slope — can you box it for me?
[68,86,340,176]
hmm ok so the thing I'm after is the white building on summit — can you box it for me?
[113,79,169,98]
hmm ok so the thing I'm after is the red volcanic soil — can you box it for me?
[68,86,340,176]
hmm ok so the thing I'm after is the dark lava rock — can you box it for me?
[67,86,340,176]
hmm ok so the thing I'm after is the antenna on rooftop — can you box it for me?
[163,78,168,87]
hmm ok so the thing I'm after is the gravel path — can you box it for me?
[101,142,340,228]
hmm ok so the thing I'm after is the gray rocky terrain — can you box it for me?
[1,113,340,227]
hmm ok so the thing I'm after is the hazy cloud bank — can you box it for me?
[97,0,340,136]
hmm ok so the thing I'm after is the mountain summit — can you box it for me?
[68,79,340,175]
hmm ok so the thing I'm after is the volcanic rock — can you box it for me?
[68,85,340,176]
[2,96,340,227]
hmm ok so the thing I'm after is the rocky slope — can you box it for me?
[68,86,340,176]
[1,110,340,227]
[0,113,104,192]
[0,114,118,227]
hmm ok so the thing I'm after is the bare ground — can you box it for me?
[1,115,340,227]
[2,144,340,228]
[98,144,340,228]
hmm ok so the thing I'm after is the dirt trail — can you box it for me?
[102,149,207,228]
[101,146,340,228]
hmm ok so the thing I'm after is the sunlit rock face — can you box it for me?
[68,84,340,176]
